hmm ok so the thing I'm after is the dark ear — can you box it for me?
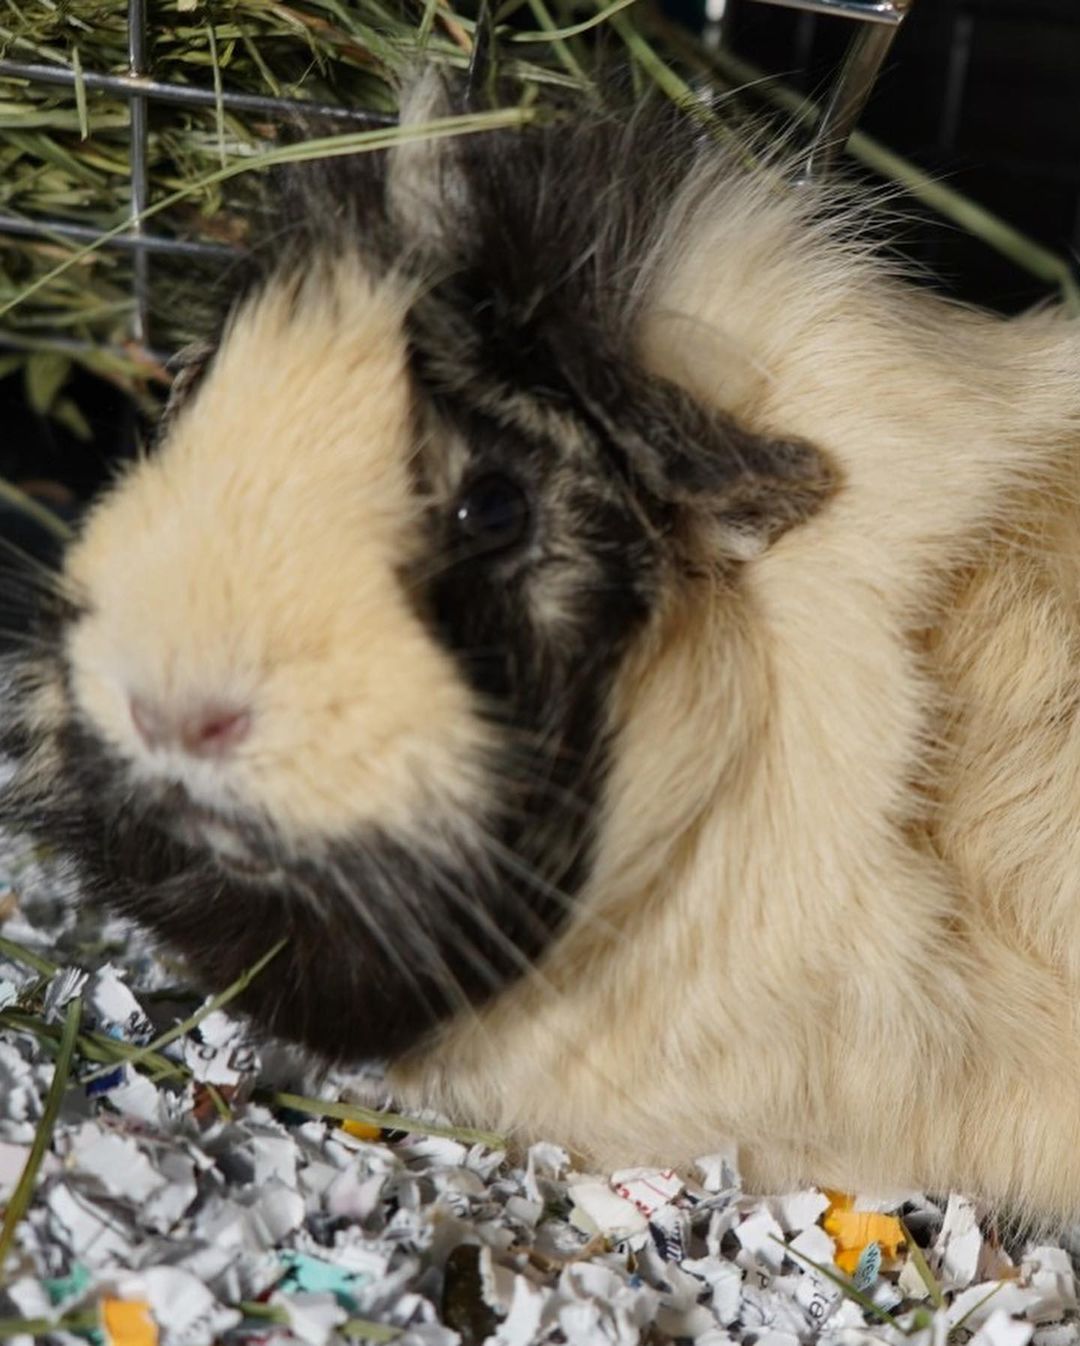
[159,339,216,436]
[561,343,838,556]
[637,375,840,550]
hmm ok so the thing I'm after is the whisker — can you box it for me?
[321,860,451,1030]
[476,822,630,949]
[0,627,62,654]
[424,854,661,1145]
[0,533,70,597]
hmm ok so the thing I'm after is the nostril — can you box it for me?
[130,695,251,758]
[181,705,252,757]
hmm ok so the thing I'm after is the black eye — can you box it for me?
[453,473,531,554]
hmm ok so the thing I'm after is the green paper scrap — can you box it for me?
[279,1250,371,1310]
[44,1262,92,1306]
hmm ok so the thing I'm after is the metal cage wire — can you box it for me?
[0,0,910,355]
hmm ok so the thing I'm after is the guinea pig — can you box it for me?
[5,73,1080,1221]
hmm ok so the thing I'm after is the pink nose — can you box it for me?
[130,695,252,758]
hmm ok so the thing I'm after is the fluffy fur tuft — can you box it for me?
[5,78,1080,1219]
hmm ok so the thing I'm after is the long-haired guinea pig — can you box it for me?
[5,73,1080,1219]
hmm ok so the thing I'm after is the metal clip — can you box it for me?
[751,0,914,177]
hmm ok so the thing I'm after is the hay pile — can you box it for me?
[0,0,648,424]
[1,0,1076,436]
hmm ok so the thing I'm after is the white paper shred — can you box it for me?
[42,966,88,1021]
[771,1189,830,1234]
[1023,1247,1080,1322]
[733,1202,788,1273]
[87,964,154,1041]
[182,1008,259,1086]
[3,831,1080,1346]
[568,1178,650,1242]
[934,1194,984,1290]
[117,1266,243,1346]
[609,1167,684,1217]
[972,1309,1036,1346]
[490,1274,548,1346]
[68,1125,168,1202]
[269,1290,348,1346]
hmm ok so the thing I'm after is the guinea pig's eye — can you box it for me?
[453,473,531,555]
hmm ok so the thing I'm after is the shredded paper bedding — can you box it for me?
[1,833,1078,1346]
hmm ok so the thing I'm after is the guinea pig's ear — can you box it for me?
[639,377,840,556]
[159,339,216,436]
[565,346,839,558]
[386,70,468,254]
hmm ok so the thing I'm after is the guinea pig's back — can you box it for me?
[924,423,1080,989]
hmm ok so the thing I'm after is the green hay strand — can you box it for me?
[0,931,60,977]
[778,1237,908,1334]
[239,1300,402,1341]
[0,995,82,1271]
[71,45,88,141]
[0,475,72,539]
[0,1008,187,1081]
[0,1311,100,1341]
[510,0,640,45]
[899,1218,946,1309]
[0,107,537,323]
[0,933,503,1146]
[1,0,1074,432]
[522,0,589,83]
[206,21,227,170]
[266,1090,507,1149]
[81,935,287,1082]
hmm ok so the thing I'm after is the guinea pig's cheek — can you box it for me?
[65,617,148,763]
[235,643,496,842]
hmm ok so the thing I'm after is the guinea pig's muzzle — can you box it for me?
[3,692,575,1065]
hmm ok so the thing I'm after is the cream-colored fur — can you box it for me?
[63,260,493,844]
[55,158,1080,1217]
[395,176,1080,1218]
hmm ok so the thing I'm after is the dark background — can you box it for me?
[721,0,1080,312]
[3,0,1080,555]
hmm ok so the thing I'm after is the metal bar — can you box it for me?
[749,0,911,23]
[743,0,915,177]
[0,213,239,260]
[128,0,151,346]
[938,10,973,152]
[800,18,906,178]
[0,58,395,125]
[0,330,169,366]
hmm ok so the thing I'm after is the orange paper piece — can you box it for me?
[341,1118,382,1141]
[101,1298,158,1346]
[822,1190,905,1275]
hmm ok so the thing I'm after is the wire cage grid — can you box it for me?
[0,0,910,359]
